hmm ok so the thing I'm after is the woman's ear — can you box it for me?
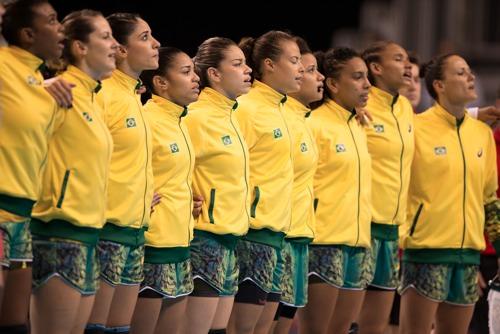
[263,58,275,73]
[325,77,339,95]
[369,62,382,77]
[207,67,220,84]
[152,74,168,92]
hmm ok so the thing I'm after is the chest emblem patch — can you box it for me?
[126,117,137,128]
[434,146,447,156]
[221,135,232,146]
[170,143,179,153]
[273,128,283,139]
[374,124,385,133]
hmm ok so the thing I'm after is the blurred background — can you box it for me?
[51,0,500,109]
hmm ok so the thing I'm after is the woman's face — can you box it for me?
[30,2,64,61]
[215,45,252,100]
[373,43,412,93]
[265,40,304,94]
[161,52,200,106]
[290,53,324,106]
[123,18,160,72]
[329,57,371,111]
[82,16,117,80]
[436,55,476,105]
[399,63,421,109]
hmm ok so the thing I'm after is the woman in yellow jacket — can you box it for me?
[399,54,500,334]
[183,37,252,334]
[298,48,372,334]
[357,41,414,334]
[272,36,323,334]
[86,13,160,334]
[28,10,116,333]
[226,31,303,334]
[0,1,75,332]
[128,47,199,334]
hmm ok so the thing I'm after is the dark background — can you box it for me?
[50,1,364,55]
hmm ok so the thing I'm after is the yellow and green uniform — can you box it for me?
[30,65,112,243]
[143,94,195,263]
[307,99,373,290]
[284,96,317,241]
[98,70,154,245]
[278,96,318,306]
[235,80,293,247]
[365,86,414,238]
[186,87,250,296]
[185,87,250,239]
[0,46,58,220]
[309,99,372,247]
[403,103,500,263]
[399,103,500,305]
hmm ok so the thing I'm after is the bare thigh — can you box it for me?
[154,297,188,334]
[30,276,82,334]
[358,289,395,334]
[227,301,265,334]
[329,289,366,334]
[106,284,140,327]
[0,265,31,325]
[211,296,234,330]
[434,302,474,334]
[184,296,219,334]
[298,282,339,334]
[254,301,279,334]
[87,279,116,325]
[399,287,439,334]
[130,297,162,334]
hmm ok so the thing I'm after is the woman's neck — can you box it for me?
[117,62,140,79]
[439,97,465,119]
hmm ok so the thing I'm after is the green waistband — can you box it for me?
[403,248,480,265]
[243,228,285,249]
[30,218,101,245]
[371,222,399,241]
[0,194,35,218]
[285,236,313,244]
[99,223,146,246]
[194,230,241,250]
[144,246,190,264]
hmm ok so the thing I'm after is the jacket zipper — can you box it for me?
[178,118,193,242]
[457,121,467,248]
[347,115,361,246]
[136,98,149,228]
[229,107,250,222]
[390,103,404,223]
[278,100,294,231]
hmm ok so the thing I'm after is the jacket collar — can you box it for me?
[149,94,187,119]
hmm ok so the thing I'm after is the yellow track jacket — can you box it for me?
[98,70,154,245]
[235,80,293,248]
[142,95,194,262]
[284,96,317,241]
[185,87,250,245]
[31,65,112,244]
[403,103,500,264]
[309,99,372,247]
[0,46,58,218]
[365,86,414,240]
